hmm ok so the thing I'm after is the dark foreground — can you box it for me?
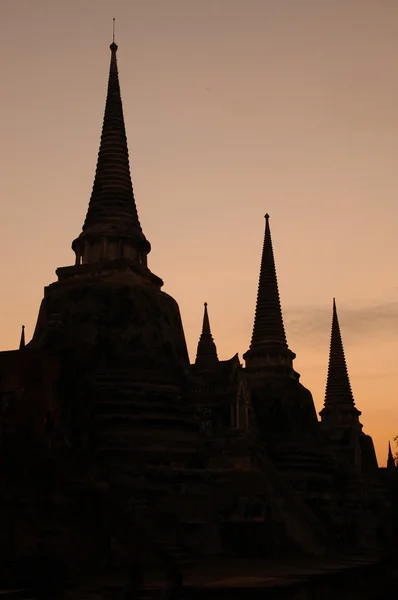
[3,554,396,600]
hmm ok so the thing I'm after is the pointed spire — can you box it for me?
[72,34,150,262]
[249,214,287,349]
[195,303,219,369]
[387,441,396,470]
[19,325,25,350]
[324,299,356,407]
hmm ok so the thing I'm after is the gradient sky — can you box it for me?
[1,0,398,464]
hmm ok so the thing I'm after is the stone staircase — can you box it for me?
[251,446,332,555]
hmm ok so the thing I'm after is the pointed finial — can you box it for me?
[19,324,25,350]
[110,18,118,51]
[204,302,208,307]
[264,213,270,221]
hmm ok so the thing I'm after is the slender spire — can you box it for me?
[324,299,356,406]
[195,303,219,369]
[72,34,150,259]
[387,441,396,470]
[249,214,287,349]
[19,325,25,350]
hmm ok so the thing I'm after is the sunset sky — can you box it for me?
[1,0,398,464]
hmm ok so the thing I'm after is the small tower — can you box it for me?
[243,214,318,440]
[19,325,25,350]
[195,303,219,370]
[320,299,378,472]
[387,441,396,471]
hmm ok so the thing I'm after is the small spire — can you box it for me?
[195,303,219,369]
[19,325,25,350]
[387,441,396,470]
[249,213,287,349]
[324,299,355,406]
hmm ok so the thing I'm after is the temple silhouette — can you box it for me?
[0,38,396,596]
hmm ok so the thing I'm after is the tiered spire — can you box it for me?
[323,299,356,407]
[72,35,150,260]
[249,214,287,349]
[195,303,219,369]
[19,325,25,350]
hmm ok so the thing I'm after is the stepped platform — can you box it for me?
[177,554,386,590]
[48,554,394,600]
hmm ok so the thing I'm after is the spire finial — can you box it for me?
[19,324,25,350]
[110,18,118,51]
[265,213,270,221]
[195,303,219,369]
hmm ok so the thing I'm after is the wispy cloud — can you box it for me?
[285,301,398,346]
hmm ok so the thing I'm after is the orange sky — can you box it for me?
[1,0,398,465]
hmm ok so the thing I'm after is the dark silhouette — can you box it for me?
[0,33,395,600]
[160,565,183,600]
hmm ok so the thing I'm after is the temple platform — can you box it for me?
[61,554,395,600]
